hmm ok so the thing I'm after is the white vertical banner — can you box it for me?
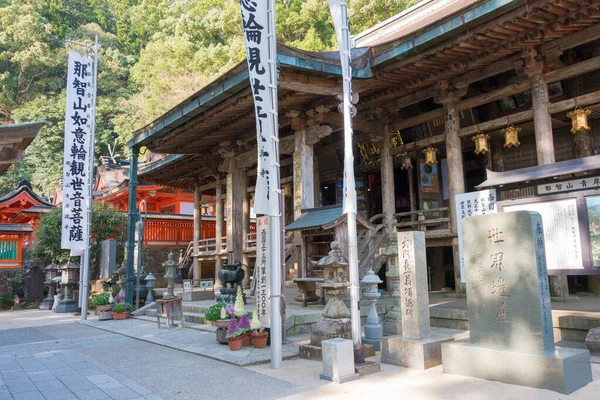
[61,49,94,250]
[240,0,279,216]
[328,0,356,214]
[455,189,497,282]
[256,216,270,327]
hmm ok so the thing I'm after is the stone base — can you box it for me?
[355,361,380,376]
[585,327,600,356]
[362,337,381,351]
[442,341,593,394]
[310,330,352,346]
[381,334,454,369]
[320,338,360,384]
[300,343,376,361]
[320,372,359,384]
[54,300,79,313]
[38,298,54,310]
[216,328,227,345]
[181,290,214,301]
[383,321,402,335]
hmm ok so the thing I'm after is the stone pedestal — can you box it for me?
[442,341,592,394]
[381,329,455,369]
[382,239,402,335]
[38,296,55,311]
[320,338,360,384]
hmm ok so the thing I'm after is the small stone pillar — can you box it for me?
[145,272,156,303]
[382,239,402,335]
[320,338,359,384]
[361,269,383,350]
[163,251,177,299]
[39,263,59,310]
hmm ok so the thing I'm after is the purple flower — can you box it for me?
[114,294,121,303]
[238,315,250,332]
[226,316,239,335]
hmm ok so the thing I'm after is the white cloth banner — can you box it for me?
[455,189,497,282]
[256,216,270,327]
[61,49,94,250]
[240,0,279,216]
[328,0,357,214]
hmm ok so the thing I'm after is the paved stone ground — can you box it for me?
[79,317,300,366]
[0,320,301,400]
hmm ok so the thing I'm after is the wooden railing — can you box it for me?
[0,236,22,269]
[394,207,451,233]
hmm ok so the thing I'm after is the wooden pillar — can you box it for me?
[242,183,250,288]
[381,123,396,237]
[438,82,467,293]
[407,159,416,222]
[214,177,223,288]
[193,186,202,284]
[226,160,245,265]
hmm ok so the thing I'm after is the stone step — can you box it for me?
[133,315,218,333]
[143,309,218,326]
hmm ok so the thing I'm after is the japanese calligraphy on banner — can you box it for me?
[455,189,497,282]
[61,49,94,250]
[503,199,583,271]
[256,216,270,327]
[538,176,600,195]
[240,0,279,216]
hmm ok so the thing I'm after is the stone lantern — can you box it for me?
[163,251,178,299]
[54,261,80,313]
[39,263,59,310]
[361,269,383,350]
[381,239,402,335]
[145,272,156,303]
[309,242,352,346]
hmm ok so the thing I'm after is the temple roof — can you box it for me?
[476,155,600,189]
[0,181,53,208]
[0,121,45,174]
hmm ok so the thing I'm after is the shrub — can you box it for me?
[205,302,225,321]
[92,293,111,307]
[114,302,132,313]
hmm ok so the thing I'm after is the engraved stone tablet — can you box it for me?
[462,211,554,352]
[397,231,430,340]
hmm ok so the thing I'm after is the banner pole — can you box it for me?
[80,35,99,321]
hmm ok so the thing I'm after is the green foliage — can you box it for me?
[205,302,225,321]
[92,292,111,306]
[0,0,416,195]
[32,202,127,278]
[113,302,131,313]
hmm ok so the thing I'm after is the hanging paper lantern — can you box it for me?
[400,153,413,170]
[502,125,521,148]
[567,108,591,134]
[422,147,438,165]
[472,133,491,155]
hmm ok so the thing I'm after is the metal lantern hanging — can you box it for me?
[423,147,438,165]
[472,133,491,155]
[567,108,591,134]
[502,125,521,148]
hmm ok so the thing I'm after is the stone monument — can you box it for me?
[320,338,359,384]
[360,269,383,350]
[99,240,116,279]
[442,211,593,394]
[381,231,455,369]
[381,239,402,335]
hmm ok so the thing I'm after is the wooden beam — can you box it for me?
[324,112,384,135]
[389,56,600,132]
[541,22,600,55]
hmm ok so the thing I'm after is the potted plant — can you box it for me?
[238,315,252,346]
[225,316,244,351]
[250,308,268,349]
[234,285,246,317]
[206,302,227,328]
[112,302,132,320]
[92,293,112,312]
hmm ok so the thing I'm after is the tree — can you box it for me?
[33,202,127,278]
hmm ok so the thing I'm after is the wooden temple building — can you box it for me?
[127,0,600,295]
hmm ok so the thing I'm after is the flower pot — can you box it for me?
[227,336,244,351]
[112,311,129,320]
[252,331,268,349]
[215,319,230,330]
[242,332,252,346]
[96,304,113,312]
